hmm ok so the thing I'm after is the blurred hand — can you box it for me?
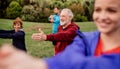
[49,15,54,23]
[0,44,48,69]
[32,28,46,41]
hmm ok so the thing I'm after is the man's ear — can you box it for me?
[69,16,72,20]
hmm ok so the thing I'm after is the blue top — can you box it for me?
[0,29,27,51]
[45,30,120,69]
[52,14,60,34]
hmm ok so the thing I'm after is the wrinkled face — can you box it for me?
[93,0,120,34]
[13,22,21,32]
[60,11,71,26]
[54,8,59,14]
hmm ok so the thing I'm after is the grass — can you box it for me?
[0,19,97,58]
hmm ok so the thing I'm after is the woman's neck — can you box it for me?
[100,30,120,51]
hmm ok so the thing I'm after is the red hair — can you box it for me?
[13,17,23,28]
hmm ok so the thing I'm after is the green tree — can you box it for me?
[25,0,30,5]
[83,0,94,21]
[16,0,24,6]
[20,0,94,22]
[6,1,22,19]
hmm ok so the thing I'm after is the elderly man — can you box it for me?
[32,8,79,55]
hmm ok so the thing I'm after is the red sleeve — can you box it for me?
[46,26,78,42]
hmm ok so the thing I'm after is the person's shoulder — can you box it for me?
[83,31,99,40]
[17,29,25,34]
[83,31,100,37]
[53,14,60,19]
[69,22,79,29]
[57,25,62,30]
[53,14,57,17]
[76,30,100,41]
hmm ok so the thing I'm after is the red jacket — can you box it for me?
[46,22,79,55]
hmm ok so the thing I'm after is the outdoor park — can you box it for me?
[0,0,120,69]
[0,0,96,58]
[0,19,96,58]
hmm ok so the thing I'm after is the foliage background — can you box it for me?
[0,0,94,22]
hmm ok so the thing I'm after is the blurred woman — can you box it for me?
[0,17,27,51]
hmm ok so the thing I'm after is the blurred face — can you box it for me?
[60,11,71,26]
[93,0,120,34]
[54,8,59,14]
[13,22,21,32]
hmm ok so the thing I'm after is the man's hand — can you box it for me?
[32,28,47,41]
[0,44,48,69]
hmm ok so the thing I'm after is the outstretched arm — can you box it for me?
[0,44,48,69]
[32,26,78,42]
[0,31,24,39]
[46,27,78,42]
[0,30,14,33]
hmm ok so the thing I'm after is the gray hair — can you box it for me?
[61,8,74,20]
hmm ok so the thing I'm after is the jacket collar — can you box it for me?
[77,30,100,56]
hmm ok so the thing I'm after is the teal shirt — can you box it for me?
[52,14,60,34]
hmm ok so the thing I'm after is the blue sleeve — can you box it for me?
[45,36,87,69]
[53,15,60,24]
[45,36,120,69]
[0,30,14,33]
[0,31,24,39]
